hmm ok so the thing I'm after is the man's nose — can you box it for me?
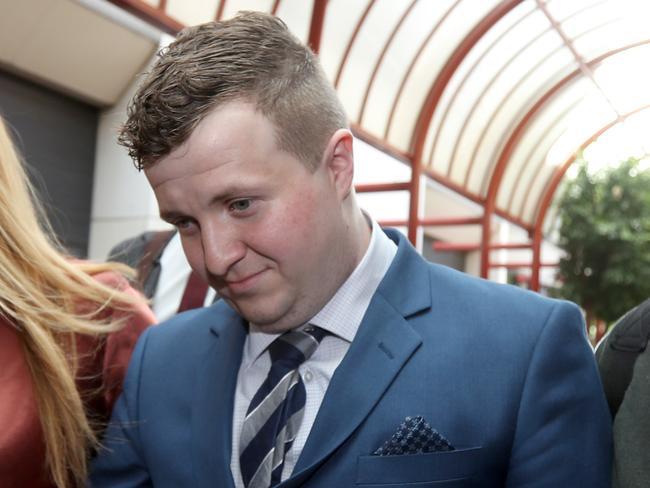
[201,225,246,277]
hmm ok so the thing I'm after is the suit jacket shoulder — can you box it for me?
[376,234,584,358]
[596,297,650,487]
[426,261,582,338]
[92,229,611,488]
[137,300,242,358]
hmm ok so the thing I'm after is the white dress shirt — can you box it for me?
[230,217,397,486]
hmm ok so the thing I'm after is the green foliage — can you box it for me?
[554,157,650,322]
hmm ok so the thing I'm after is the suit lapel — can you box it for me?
[190,303,247,488]
[288,229,431,484]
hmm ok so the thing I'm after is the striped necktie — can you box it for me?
[239,325,327,488]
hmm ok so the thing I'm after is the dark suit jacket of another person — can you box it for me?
[108,230,175,299]
[91,229,612,487]
[596,298,650,488]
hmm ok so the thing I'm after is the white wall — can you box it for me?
[88,96,168,260]
[88,39,173,260]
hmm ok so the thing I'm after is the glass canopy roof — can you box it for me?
[112,0,650,283]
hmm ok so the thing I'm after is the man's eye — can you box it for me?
[175,219,194,230]
[230,199,251,212]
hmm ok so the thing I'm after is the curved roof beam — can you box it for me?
[481,40,650,277]
[383,0,462,140]
[507,98,580,216]
[536,0,623,121]
[486,40,650,218]
[406,0,522,243]
[109,0,183,34]
[530,103,650,290]
[216,0,226,20]
[308,0,328,52]
[333,0,376,88]
[533,103,650,240]
[358,0,418,124]
[459,13,613,191]
[433,5,538,178]
[421,167,532,230]
[409,0,522,159]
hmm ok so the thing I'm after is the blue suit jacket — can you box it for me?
[91,229,612,487]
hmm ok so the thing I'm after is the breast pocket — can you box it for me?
[356,446,481,487]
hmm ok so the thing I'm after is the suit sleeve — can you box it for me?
[90,327,154,488]
[506,301,612,487]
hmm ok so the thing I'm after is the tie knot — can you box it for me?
[268,325,327,370]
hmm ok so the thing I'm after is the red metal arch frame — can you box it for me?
[357,0,418,125]
[106,0,650,291]
[432,4,538,180]
[308,0,328,52]
[506,98,580,217]
[458,16,614,193]
[109,0,183,34]
[408,0,524,244]
[109,0,328,45]
[529,103,650,290]
[333,0,376,88]
[383,0,463,140]
[215,0,226,20]
[484,40,650,280]
[107,0,532,246]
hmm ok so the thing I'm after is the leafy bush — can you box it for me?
[553,157,650,322]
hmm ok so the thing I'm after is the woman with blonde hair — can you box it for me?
[0,115,156,487]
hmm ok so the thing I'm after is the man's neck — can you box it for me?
[346,202,373,270]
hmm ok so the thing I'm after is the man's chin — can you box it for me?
[251,322,298,334]
[221,292,312,333]
[239,307,306,334]
[220,298,285,330]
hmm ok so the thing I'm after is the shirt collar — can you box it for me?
[309,215,396,342]
[245,215,397,363]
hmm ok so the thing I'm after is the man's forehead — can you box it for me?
[144,150,193,189]
[146,138,236,187]
[145,101,279,185]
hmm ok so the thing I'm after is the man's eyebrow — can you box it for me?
[209,185,260,204]
[159,210,185,222]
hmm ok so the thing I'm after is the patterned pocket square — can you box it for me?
[373,415,455,456]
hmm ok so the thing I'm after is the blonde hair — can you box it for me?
[0,116,144,487]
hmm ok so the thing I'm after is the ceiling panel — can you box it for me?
[319,0,370,81]
[0,0,158,106]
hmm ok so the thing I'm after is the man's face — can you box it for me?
[146,101,354,333]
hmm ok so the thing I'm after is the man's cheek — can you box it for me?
[186,248,207,277]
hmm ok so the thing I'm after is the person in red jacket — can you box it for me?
[0,114,156,487]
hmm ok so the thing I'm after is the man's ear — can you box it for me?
[322,129,354,199]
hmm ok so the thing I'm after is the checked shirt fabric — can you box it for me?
[239,325,327,488]
[373,415,455,456]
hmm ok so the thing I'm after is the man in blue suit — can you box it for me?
[91,11,611,487]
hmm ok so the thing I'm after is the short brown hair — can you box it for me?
[120,11,348,171]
